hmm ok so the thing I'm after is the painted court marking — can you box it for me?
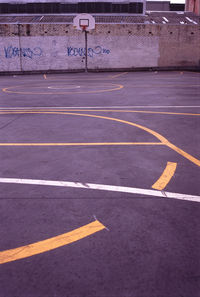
[2,83,124,95]
[0,111,199,193]
[47,86,81,90]
[1,109,200,117]
[109,72,128,79]
[0,178,199,203]
[42,72,200,79]
[0,142,164,146]
[1,106,200,110]
[152,162,177,190]
[48,109,200,116]
[0,111,199,167]
[0,220,106,264]
[40,73,200,85]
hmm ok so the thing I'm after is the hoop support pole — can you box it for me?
[85,29,88,73]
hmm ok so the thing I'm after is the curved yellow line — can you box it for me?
[0,111,200,167]
[2,83,123,95]
[0,220,105,264]
[1,109,200,117]
[152,162,177,190]
[62,109,200,116]
[58,112,200,166]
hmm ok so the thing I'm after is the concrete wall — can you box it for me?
[0,23,199,72]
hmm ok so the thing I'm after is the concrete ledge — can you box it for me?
[89,66,200,72]
[0,66,199,76]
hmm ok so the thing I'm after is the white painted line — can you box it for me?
[0,178,199,203]
[47,86,81,90]
[1,106,200,110]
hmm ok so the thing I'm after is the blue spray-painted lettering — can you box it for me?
[4,46,42,59]
[67,46,110,58]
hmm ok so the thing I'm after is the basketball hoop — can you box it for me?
[80,25,87,32]
[73,14,95,73]
[79,19,89,32]
[73,14,95,31]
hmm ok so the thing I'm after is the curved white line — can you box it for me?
[0,178,199,203]
[47,86,81,90]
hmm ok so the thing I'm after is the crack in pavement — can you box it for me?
[0,114,24,130]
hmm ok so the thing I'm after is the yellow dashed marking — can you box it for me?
[152,162,177,190]
[109,72,128,79]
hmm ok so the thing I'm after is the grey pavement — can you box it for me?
[0,71,200,297]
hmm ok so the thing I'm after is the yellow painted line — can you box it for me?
[166,142,200,167]
[109,72,128,79]
[152,162,177,190]
[0,220,106,264]
[43,74,47,80]
[2,84,124,95]
[0,142,164,146]
[0,111,200,167]
[1,109,200,116]
[46,112,200,167]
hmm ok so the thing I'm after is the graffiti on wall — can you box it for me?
[67,46,110,58]
[2,45,109,60]
[4,46,42,59]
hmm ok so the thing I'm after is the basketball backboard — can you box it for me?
[73,14,95,31]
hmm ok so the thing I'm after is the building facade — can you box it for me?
[0,0,146,15]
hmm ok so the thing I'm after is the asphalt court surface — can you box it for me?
[0,71,200,297]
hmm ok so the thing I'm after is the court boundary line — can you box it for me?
[0,177,199,203]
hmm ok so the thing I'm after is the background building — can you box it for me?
[0,0,146,15]
[146,1,185,11]
[185,0,200,14]
[0,0,192,15]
